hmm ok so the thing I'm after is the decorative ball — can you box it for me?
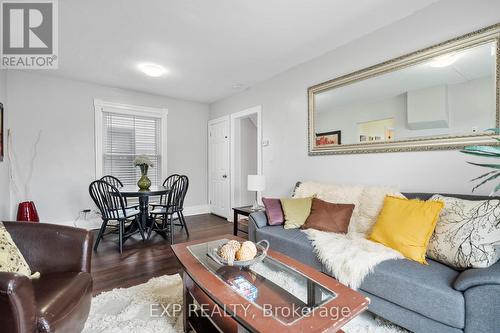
[235,241,258,261]
[241,241,257,257]
[226,240,241,252]
[218,244,236,265]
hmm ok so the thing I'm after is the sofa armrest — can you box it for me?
[3,222,94,275]
[249,211,268,229]
[454,260,500,291]
[0,272,36,333]
[248,211,269,242]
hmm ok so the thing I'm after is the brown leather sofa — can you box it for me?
[0,222,93,333]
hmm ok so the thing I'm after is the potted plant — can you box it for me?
[134,155,154,190]
[461,129,500,194]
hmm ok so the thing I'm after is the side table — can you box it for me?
[232,205,263,236]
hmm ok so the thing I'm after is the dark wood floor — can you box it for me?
[91,214,247,295]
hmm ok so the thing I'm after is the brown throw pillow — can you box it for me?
[301,198,354,233]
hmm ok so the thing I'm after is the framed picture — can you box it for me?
[315,130,341,147]
[0,102,3,162]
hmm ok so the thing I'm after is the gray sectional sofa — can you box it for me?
[248,192,500,333]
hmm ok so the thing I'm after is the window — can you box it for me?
[94,100,167,186]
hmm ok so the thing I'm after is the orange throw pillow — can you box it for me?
[301,198,354,233]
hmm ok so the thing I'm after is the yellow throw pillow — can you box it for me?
[368,196,444,264]
[280,197,313,229]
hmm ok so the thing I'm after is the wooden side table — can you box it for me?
[232,205,258,236]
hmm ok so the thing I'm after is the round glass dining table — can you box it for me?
[118,185,170,229]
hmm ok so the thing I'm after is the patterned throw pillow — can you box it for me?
[427,195,500,269]
[0,222,34,277]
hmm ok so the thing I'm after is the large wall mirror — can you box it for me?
[308,24,500,155]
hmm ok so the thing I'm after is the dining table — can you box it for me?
[117,185,170,231]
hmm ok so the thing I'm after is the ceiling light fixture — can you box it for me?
[429,54,457,68]
[232,83,244,90]
[138,63,168,77]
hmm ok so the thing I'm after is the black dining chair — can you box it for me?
[148,175,189,244]
[176,175,189,233]
[147,174,180,208]
[100,175,139,210]
[89,180,145,253]
[151,174,189,234]
[101,175,123,188]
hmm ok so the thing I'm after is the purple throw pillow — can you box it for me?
[262,198,284,225]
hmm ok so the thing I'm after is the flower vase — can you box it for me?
[17,201,40,222]
[137,164,152,190]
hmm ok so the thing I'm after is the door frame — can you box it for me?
[230,105,262,216]
[208,115,231,219]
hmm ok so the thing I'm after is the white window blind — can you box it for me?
[102,111,162,186]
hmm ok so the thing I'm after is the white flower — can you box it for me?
[133,155,154,167]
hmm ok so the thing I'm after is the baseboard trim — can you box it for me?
[40,205,211,229]
[183,205,210,216]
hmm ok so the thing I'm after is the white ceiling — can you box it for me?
[40,0,440,103]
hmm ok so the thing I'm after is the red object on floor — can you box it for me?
[17,201,40,222]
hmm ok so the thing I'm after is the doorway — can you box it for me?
[208,106,262,220]
[230,106,262,213]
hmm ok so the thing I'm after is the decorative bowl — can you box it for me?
[207,240,269,267]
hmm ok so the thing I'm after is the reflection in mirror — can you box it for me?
[314,41,497,147]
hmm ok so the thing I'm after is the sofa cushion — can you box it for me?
[33,272,92,333]
[427,194,500,269]
[361,258,464,329]
[262,198,284,225]
[362,290,462,333]
[255,226,322,270]
[302,198,354,233]
[0,222,34,277]
[280,197,312,229]
[368,196,443,264]
[293,182,364,228]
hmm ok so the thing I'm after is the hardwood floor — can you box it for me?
[91,213,244,295]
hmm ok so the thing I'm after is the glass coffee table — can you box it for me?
[172,235,369,333]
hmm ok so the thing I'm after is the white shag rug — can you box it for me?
[84,274,409,333]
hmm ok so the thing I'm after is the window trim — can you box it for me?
[94,99,168,183]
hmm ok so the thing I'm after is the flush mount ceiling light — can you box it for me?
[138,63,168,77]
[429,54,458,68]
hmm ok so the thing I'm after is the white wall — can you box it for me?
[6,71,209,223]
[0,70,9,219]
[210,0,500,197]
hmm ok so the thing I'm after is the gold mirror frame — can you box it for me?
[308,24,500,155]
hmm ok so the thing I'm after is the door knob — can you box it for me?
[222,174,227,179]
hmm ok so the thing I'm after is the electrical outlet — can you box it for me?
[472,126,478,133]
[262,139,270,147]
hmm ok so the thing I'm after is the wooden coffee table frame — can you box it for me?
[172,235,369,333]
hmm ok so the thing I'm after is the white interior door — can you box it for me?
[208,117,230,218]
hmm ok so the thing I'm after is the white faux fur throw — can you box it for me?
[296,182,404,289]
[304,229,403,289]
